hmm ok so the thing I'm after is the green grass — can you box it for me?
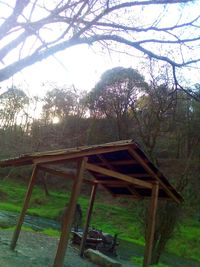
[41,228,60,237]
[0,179,143,243]
[0,179,199,264]
[131,256,171,267]
[166,220,200,262]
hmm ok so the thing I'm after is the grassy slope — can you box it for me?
[0,179,144,243]
[0,179,199,265]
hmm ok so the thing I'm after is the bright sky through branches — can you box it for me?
[0,0,200,97]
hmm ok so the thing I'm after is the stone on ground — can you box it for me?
[84,248,122,267]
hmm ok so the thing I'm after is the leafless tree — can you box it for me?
[0,0,200,98]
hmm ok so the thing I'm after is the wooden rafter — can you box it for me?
[97,154,115,170]
[38,165,76,179]
[86,163,152,189]
[38,165,94,185]
[127,185,143,199]
[93,179,130,185]
[128,148,181,204]
[95,159,148,166]
[94,172,151,178]
[95,155,142,198]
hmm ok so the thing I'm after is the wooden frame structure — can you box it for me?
[0,140,183,267]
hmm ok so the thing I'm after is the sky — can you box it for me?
[1,43,146,98]
[0,0,200,98]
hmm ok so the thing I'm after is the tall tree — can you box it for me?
[132,83,176,157]
[39,86,88,148]
[0,87,30,157]
[0,0,199,98]
[88,67,147,139]
[42,87,77,123]
[0,87,29,130]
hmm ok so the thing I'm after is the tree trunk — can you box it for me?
[146,202,181,265]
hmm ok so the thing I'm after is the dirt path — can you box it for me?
[0,230,97,267]
[0,230,135,267]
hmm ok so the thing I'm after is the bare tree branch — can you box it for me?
[0,0,199,95]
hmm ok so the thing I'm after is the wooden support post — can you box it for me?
[43,173,50,196]
[53,158,87,267]
[80,183,98,257]
[10,165,38,250]
[143,182,159,267]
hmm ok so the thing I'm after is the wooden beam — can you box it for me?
[38,165,93,185]
[94,172,151,178]
[42,173,50,196]
[86,163,152,189]
[10,165,38,250]
[80,183,98,257]
[127,185,143,199]
[143,182,159,267]
[38,165,76,179]
[97,154,115,170]
[33,145,129,165]
[129,174,151,178]
[93,179,127,185]
[96,159,148,166]
[128,148,181,204]
[113,194,141,199]
[53,158,87,267]
[96,156,149,184]
[106,184,131,188]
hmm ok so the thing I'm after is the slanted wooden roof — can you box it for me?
[0,139,183,203]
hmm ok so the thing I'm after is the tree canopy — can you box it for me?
[0,0,200,96]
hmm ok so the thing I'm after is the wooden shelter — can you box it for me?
[0,139,183,267]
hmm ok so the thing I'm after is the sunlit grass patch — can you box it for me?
[0,202,22,213]
[41,228,60,237]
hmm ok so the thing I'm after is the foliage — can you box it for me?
[88,67,147,139]
[42,87,87,123]
[131,83,176,157]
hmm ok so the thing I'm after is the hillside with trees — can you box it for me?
[0,67,199,266]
